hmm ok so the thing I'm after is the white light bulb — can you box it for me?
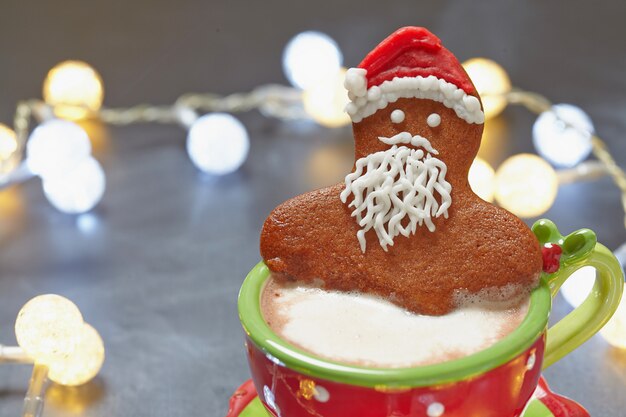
[43,156,106,214]
[533,104,594,168]
[560,266,596,308]
[186,113,249,175]
[283,31,343,90]
[27,119,92,178]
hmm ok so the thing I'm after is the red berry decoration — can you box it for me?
[542,243,562,273]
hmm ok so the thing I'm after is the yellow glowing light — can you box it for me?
[307,144,352,188]
[468,157,496,202]
[0,188,24,219]
[303,67,351,128]
[48,323,105,386]
[477,117,507,162]
[600,288,626,349]
[43,61,104,120]
[462,58,511,120]
[0,123,18,174]
[494,154,558,218]
[15,294,84,365]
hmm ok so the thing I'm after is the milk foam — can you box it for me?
[262,277,529,368]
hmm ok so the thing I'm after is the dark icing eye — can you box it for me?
[390,109,405,123]
[427,113,441,127]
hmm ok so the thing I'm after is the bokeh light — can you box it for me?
[560,266,596,308]
[533,104,594,167]
[186,113,249,175]
[43,61,104,120]
[15,295,83,365]
[303,68,351,128]
[600,287,626,349]
[0,187,24,220]
[43,156,106,214]
[76,213,100,234]
[494,154,558,218]
[48,324,105,386]
[615,242,626,267]
[307,143,352,188]
[462,58,511,120]
[77,119,111,155]
[0,123,18,174]
[27,119,92,179]
[468,157,495,202]
[477,117,508,162]
[283,31,343,90]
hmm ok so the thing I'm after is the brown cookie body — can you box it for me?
[260,28,542,315]
[261,175,541,315]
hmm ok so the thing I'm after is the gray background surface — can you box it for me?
[1,1,626,416]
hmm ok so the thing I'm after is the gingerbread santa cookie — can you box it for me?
[261,27,542,315]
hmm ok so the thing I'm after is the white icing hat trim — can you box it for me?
[344,67,484,124]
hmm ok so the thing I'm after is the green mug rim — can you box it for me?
[238,261,551,388]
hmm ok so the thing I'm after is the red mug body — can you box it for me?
[245,334,544,417]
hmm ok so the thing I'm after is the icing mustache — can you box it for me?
[377,132,439,154]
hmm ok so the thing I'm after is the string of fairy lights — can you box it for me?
[0,30,625,416]
[1,295,104,417]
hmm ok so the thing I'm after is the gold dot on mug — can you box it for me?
[297,379,316,400]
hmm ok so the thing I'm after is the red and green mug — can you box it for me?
[238,220,624,417]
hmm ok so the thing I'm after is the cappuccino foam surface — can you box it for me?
[262,277,529,368]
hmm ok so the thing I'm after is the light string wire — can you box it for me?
[502,88,626,229]
[591,136,626,229]
[5,85,626,229]
[10,85,306,158]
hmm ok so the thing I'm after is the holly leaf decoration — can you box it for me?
[532,219,597,275]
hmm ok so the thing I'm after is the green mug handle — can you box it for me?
[532,219,624,369]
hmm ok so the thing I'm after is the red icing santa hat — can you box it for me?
[344,27,484,124]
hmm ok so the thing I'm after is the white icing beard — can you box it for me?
[340,133,452,252]
[343,68,484,125]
